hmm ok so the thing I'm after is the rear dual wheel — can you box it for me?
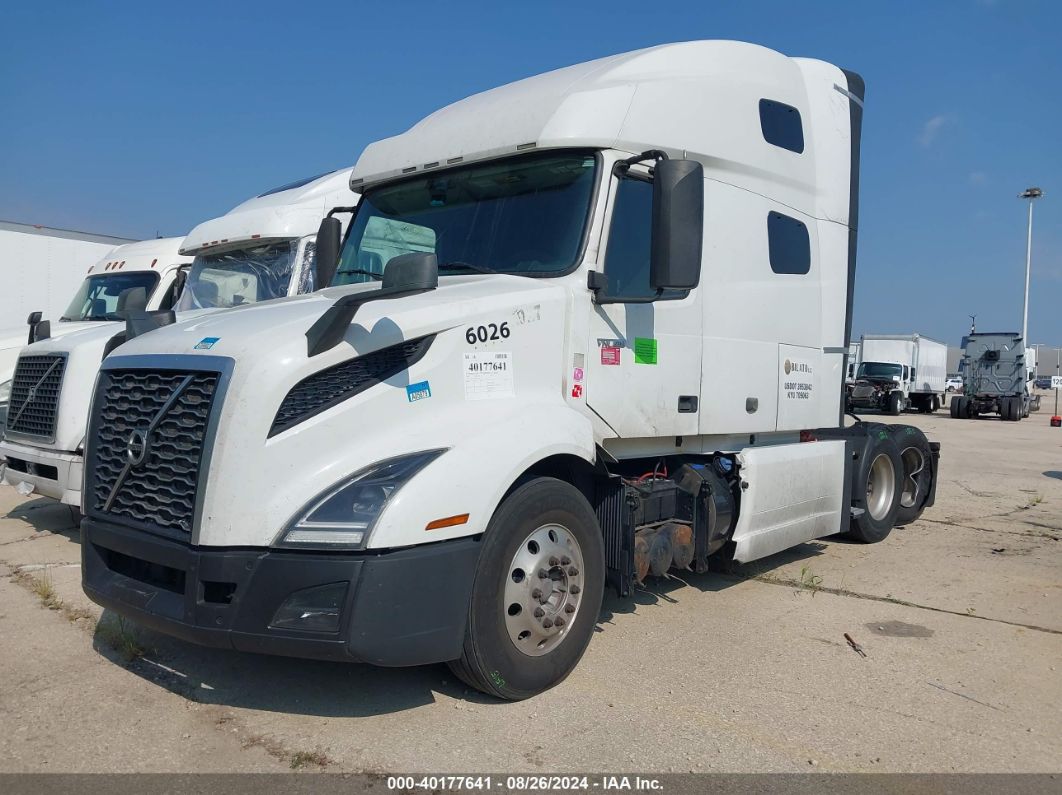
[449,477,605,700]
[848,433,903,543]
[884,425,933,526]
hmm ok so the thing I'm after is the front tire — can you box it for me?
[448,477,605,700]
[888,391,904,416]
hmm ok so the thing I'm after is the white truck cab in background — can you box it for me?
[0,169,357,506]
[0,237,191,431]
[847,333,947,415]
[79,41,939,700]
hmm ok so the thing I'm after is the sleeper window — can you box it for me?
[759,99,804,153]
[767,211,811,275]
[602,176,685,301]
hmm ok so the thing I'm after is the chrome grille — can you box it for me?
[91,369,218,534]
[6,354,66,439]
[270,336,433,436]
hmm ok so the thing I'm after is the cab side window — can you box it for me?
[602,176,685,301]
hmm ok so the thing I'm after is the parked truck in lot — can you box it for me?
[0,169,357,505]
[79,41,939,700]
[846,334,947,415]
[0,237,191,431]
[951,332,1034,421]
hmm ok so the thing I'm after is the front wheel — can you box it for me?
[448,477,605,700]
[888,391,904,416]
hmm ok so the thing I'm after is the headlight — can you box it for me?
[276,449,445,549]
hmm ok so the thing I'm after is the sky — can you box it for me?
[1,1,1060,349]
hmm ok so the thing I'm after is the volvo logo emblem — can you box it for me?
[125,429,149,467]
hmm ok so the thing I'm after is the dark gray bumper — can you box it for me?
[82,518,480,667]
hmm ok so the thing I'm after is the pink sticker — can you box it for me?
[573,367,585,382]
[600,346,621,366]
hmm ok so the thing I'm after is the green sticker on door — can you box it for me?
[633,337,658,365]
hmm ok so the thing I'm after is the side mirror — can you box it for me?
[170,269,188,308]
[382,252,439,290]
[314,216,342,289]
[26,311,43,344]
[126,310,177,341]
[33,320,51,343]
[651,159,704,291]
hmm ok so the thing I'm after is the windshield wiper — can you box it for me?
[335,268,383,281]
[438,261,499,275]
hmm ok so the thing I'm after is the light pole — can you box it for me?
[1019,187,1043,344]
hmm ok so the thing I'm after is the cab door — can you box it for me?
[584,170,703,439]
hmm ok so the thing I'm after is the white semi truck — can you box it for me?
[0,169,357,505]
[79,42,939,700]
[847,334,947,415]
[0,237,191,431]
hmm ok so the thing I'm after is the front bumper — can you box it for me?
[82,518,481,667]
[0,439,82,505]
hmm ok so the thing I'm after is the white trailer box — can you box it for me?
[849,334,947,414]
[0,220,133,328]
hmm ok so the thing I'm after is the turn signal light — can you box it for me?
[425,513,470,531]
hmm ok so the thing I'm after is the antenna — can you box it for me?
[969,314,976,334]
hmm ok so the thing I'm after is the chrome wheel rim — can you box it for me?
[503,523,585,657]
[898,447,926,509]
[866,453,896,521]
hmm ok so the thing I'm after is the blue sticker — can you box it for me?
[406,380,432,402]
[195,337,220,350]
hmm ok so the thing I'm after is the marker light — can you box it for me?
[425,513,470,531]
[277,450,446,549]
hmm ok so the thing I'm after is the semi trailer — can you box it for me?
[0,169,357,505]
[0,237,191,431]
[79,41,938,700]
[951,332,1034,421]
[846,334,947,414]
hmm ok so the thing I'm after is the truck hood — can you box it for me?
[99,274,571,546]
[113,275,564,362]
[0,320,103,383]
[7,309,219,451]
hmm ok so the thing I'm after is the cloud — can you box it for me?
[968,171,988,186]
[918,114,952,148]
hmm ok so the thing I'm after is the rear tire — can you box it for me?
[847,433,902,543]
[884,425,933,526]
[928,395,939,413]
[950,396,963,419]
[448,477,605,700]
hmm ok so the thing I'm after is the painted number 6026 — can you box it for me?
[465,322,510,344]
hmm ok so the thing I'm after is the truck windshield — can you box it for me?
[176,240,297,310]
[60,272,160,321]
[858,362,903,379]
[333,151,597,285]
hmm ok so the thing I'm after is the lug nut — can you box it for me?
[534,607,544,618]
[570,585,580,595]
[554,617,565,627]
[542,618,554,628]
[565,604,575,614]
[531,588,543,599]
[549,556,559,566]
[568,566,579,576]
[561,556,571,565]
[538,568,549,579]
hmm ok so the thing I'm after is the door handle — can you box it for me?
[678,395,698,413]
